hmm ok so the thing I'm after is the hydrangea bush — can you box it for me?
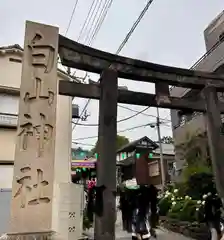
[158,188,219,223]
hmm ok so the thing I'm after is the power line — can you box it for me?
[60,0,80,73]
[86,0,113,45]
[72,0,155,131]
[118,105,171,122]
[116,0,154,55]
[72,141,95,147]
[73,123,151,141]
[88,0,113,46]
[73,121,170,127]
[77,0,98,42]
[72,121,170,141]
[73,120,171,127]
[82,0,105,44]
[65,0,79,36]
[72,106,150,126]
[72,1,114,131]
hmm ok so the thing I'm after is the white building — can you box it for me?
[170,11,224,172]
[0,44,75,189]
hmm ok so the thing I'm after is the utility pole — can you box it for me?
[156,107,166,191]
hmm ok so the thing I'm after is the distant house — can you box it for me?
[71,148,90,160]
[116,136,175,189]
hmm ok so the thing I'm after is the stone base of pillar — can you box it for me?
[7,231,56,240]
[7,183,84,240]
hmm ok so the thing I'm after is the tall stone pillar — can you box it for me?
[8,21,59,239]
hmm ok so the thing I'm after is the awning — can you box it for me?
[71,159,96,168]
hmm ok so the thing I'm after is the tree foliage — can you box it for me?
[160,136,174,144]
[91,135,129,154]
[176,132,210,171]
[175,132,216,200]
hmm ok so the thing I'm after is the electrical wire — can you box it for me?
[73,123,152,141]
[118,105,171,122]
[86,0,113,46]
[71,0,114,130]
[72,0,155,131]
[72,121,171,142]
[77,0,99,42]
[65,0,79,36]
[88,0,113,46]
[73,120,171,127]
[116,0,154,55]
[72,106,150,126]
[59,0,80,72]
[82,0,105,44]
[72,141,95,147]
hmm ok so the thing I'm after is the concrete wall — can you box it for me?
[0,189,11,235]
[0,47,73,188]
[204,10,224,51]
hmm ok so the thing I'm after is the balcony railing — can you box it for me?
[0,113,18,127]
[174,112,203,129]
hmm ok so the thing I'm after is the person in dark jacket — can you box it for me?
[204,194,223,239]
[120,181,158,240]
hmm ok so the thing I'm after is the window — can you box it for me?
[0,165,13,188]
[149,162,159,176]
[0,94,19,115]
[9,58,22,63]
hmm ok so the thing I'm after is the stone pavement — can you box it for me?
[84,211,194,239]
[84,227,194,239]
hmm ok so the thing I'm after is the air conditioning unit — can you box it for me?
[72,104,79,119]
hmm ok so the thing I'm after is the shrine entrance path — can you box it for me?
[84,227,194,240]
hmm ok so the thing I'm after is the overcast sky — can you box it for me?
[1,0,224,150]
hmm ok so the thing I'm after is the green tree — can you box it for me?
[176,132,210,169]
[161,136,173,144]
[175,132,215,199]
[91,135,129,154]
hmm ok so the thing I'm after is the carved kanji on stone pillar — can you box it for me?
[9,21,58,235]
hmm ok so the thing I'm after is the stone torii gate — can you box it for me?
[58,35,224,239]
[8,20,224,240]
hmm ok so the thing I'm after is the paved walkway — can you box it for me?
[155,227,194,240]
[85,212,194,239]
[84,227,194,239]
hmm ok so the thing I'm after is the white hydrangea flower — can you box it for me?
[207,192,211,196]
[171,197,175,201]
[197,200,202,204]
[202,201,205,205]
[174,189,178,193]
[172,201,176,205]
[203,194,207,199]
[185,196,190,199]
[196,208,199,211]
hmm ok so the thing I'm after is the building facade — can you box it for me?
[170,11,224,170]
[116,136,175,189]
[0,44,74,189]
